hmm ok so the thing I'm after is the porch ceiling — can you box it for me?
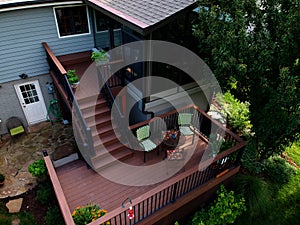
[85,0,197,35]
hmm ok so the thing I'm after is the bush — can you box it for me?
[0,218,12,225]
[191,185,246,225]
[263,156,296,185]
[37,182,55,205]
[216,91,252,136]
[28,159,47,177]
[19,212,38,225]
[45,206,65,225]
[241,140,262,174]
[231,174,271,217]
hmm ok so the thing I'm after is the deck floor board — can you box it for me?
[56,137,206,212]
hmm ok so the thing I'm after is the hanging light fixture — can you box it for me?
[122,197,134,220]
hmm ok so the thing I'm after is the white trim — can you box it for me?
[53,4,91,39]
[0,1,83,12]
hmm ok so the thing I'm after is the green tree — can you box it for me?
[193,0,300,160]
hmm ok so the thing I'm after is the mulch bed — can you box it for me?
[0,184,59,225]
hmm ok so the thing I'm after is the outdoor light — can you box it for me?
[19,73,28,79]
[122,197,134,220]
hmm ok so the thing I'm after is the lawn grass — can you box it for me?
[286,141,300,166]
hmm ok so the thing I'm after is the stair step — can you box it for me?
[93,132,121,147]
[86,113,112,128]
[77,93,104,105]
[94,141,125,154]
[92,147,133,171]
[79,97,107,111]
[82,106,110,120]
[91,123,117,137]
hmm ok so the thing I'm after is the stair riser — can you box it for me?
[77,94,104,104]
[81,104,109,116]
[92,152,133,171]
[84,111,111,124]
[87,120,111,130]
[94,135,120,148]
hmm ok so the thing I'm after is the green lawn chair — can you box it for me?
[136,125,157,163]
[6,117,26,142]
[178,113,195,144]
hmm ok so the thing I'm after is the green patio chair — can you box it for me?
[178,113,195,143]
[136,125,157,162]
[6,116,26,142]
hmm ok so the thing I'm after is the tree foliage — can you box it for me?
[194,0,300,159]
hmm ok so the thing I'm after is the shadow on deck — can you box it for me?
[56,135,206,212]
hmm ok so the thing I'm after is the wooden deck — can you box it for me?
[56,136,206,213]
[57,51,93,80]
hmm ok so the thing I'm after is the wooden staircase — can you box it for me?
[77,93,133,171]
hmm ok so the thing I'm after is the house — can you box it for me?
[1,1,246,224]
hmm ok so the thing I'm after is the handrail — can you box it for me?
[43,154,75,225]
[42,42,67,75]
[42,42,95,157]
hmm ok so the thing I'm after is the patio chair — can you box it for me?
[6,116,26,142]
[178,113,195,143]
[136,125,157,163]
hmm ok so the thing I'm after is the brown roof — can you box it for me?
[86,0,197,34]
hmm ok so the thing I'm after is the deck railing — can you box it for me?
[42,42,95,159]
[43,152,75,225]
[88,104,247,225]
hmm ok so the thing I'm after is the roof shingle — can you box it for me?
[87,0,196,32]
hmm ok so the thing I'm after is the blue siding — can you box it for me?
[0,6,94,83]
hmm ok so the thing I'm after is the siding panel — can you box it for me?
[0,6,94,83]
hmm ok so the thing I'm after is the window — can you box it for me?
[95,12,109,33]
[54,5,90,37]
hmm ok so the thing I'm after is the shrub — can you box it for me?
[37,182,54,205]
[19,212,38,225]
[0,218,12,225]
[241,140,262,174]
[28,159,47,177]
[263,156,296,185]
[191,185,246,225]
[216,91,252,136]
[72,204,109,225]
[45,206,64,225]
[231,174,271,217]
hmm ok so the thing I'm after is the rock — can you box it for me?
[11,219,20,225]
[6,198,23,213]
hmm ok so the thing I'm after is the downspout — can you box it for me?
[142,32,154,118]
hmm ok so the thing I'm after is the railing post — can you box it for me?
[171,182,178,203]
[235,145,246,166]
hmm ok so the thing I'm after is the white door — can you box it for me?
[15,80,48,125]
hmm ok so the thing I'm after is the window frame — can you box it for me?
[53,4,91,38]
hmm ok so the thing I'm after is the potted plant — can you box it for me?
[66,69,79,88]
[0,173,5,187]
[91,49,108,65]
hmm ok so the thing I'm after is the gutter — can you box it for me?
[0,0,83,12]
